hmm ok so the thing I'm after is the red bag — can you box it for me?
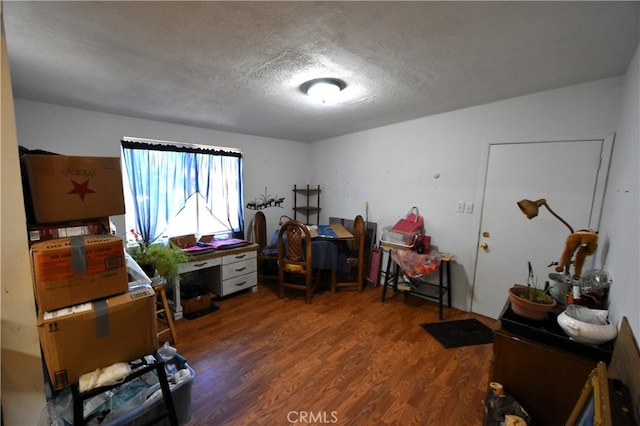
[366,247,382,286]
[391,207,424,235]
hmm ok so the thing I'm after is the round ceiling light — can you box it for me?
[301,78,346,103]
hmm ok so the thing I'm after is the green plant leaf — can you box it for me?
[127,242,189,278]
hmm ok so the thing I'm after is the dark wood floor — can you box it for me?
[173,279,497,425]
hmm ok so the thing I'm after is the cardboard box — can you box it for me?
[31,236,128,311]
[22,154,125,224]
[181,293,212,314]
[37,285,158,390]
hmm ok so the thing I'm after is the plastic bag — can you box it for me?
[124,251,152,284]
[390,248,441,279]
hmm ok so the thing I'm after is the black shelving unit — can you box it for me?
[293,184,321,225]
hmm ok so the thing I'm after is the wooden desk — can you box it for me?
[170,244,258,319]
[379,244,454,320]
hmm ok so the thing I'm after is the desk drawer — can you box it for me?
[222,257,256,279]
[222,250,256,265]
[220,272,257,295]
[179,257,221,274]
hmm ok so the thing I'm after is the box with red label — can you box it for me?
[21,154,125,224]
[27,218,110,245]
[31,236,128,312]
[37,285,158,390]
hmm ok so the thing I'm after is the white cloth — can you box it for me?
[78,362,131,392]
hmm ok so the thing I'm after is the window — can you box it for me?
[121,138,244,244]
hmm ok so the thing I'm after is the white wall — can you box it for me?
[310,76,625,315]
[598,44,640,334]
[1,20,47,426]
[13,99,310,238]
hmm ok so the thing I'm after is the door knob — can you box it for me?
[480,242,488,250]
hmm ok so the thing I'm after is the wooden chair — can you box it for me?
[153,281,178,345]
[253,211,278,281]
[332,215,365,293]
[278,220,316,303]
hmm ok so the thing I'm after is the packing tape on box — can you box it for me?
[94,299,110,338]
[70,235,87,273]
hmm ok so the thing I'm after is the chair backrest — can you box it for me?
[278,220,312,273]
[352,215,365,257]
[253,211,268,251]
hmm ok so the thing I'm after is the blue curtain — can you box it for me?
[121,140,243,243]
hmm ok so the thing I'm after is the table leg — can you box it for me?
[438,259,444,320]
[446,259,452,308]
[381,248,394,302]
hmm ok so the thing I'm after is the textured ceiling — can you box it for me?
[3,1,639,142]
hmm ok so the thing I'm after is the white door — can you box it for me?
[471,137,613,319]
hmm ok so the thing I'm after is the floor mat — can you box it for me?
[420,318,494,348]
[183,304,220,320]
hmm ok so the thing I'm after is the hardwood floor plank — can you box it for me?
[173,282,496,425]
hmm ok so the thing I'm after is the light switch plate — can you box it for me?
[465,202,474,214]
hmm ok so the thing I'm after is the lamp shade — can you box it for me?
[517,199,544,219]
[517,198,574,233]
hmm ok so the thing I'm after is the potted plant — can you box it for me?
[127,240,189,280]
[508,262,557,321]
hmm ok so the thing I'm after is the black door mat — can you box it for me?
[183,304,219,320]
[421,318,494,349]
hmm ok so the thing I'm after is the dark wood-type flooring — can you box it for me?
[173,278,497,425]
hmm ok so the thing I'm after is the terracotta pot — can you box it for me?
[508,286,557,321]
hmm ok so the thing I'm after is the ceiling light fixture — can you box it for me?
[301,78,346,104]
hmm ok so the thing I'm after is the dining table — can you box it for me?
[272,222,354,281]
[308,223,353,240]
[308,224,353,275]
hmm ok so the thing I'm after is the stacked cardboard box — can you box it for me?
[37,285,157,390]
[30,235,129,311]
[21,154,126,224]
[21,154,158,390]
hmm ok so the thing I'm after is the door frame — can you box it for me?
[468,133,615,314]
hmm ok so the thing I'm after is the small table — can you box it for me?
[273,223,354,288]
[379,244,454,320]
[492,298,612,425]
[310,224,354,287]
[309,223,353,240]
